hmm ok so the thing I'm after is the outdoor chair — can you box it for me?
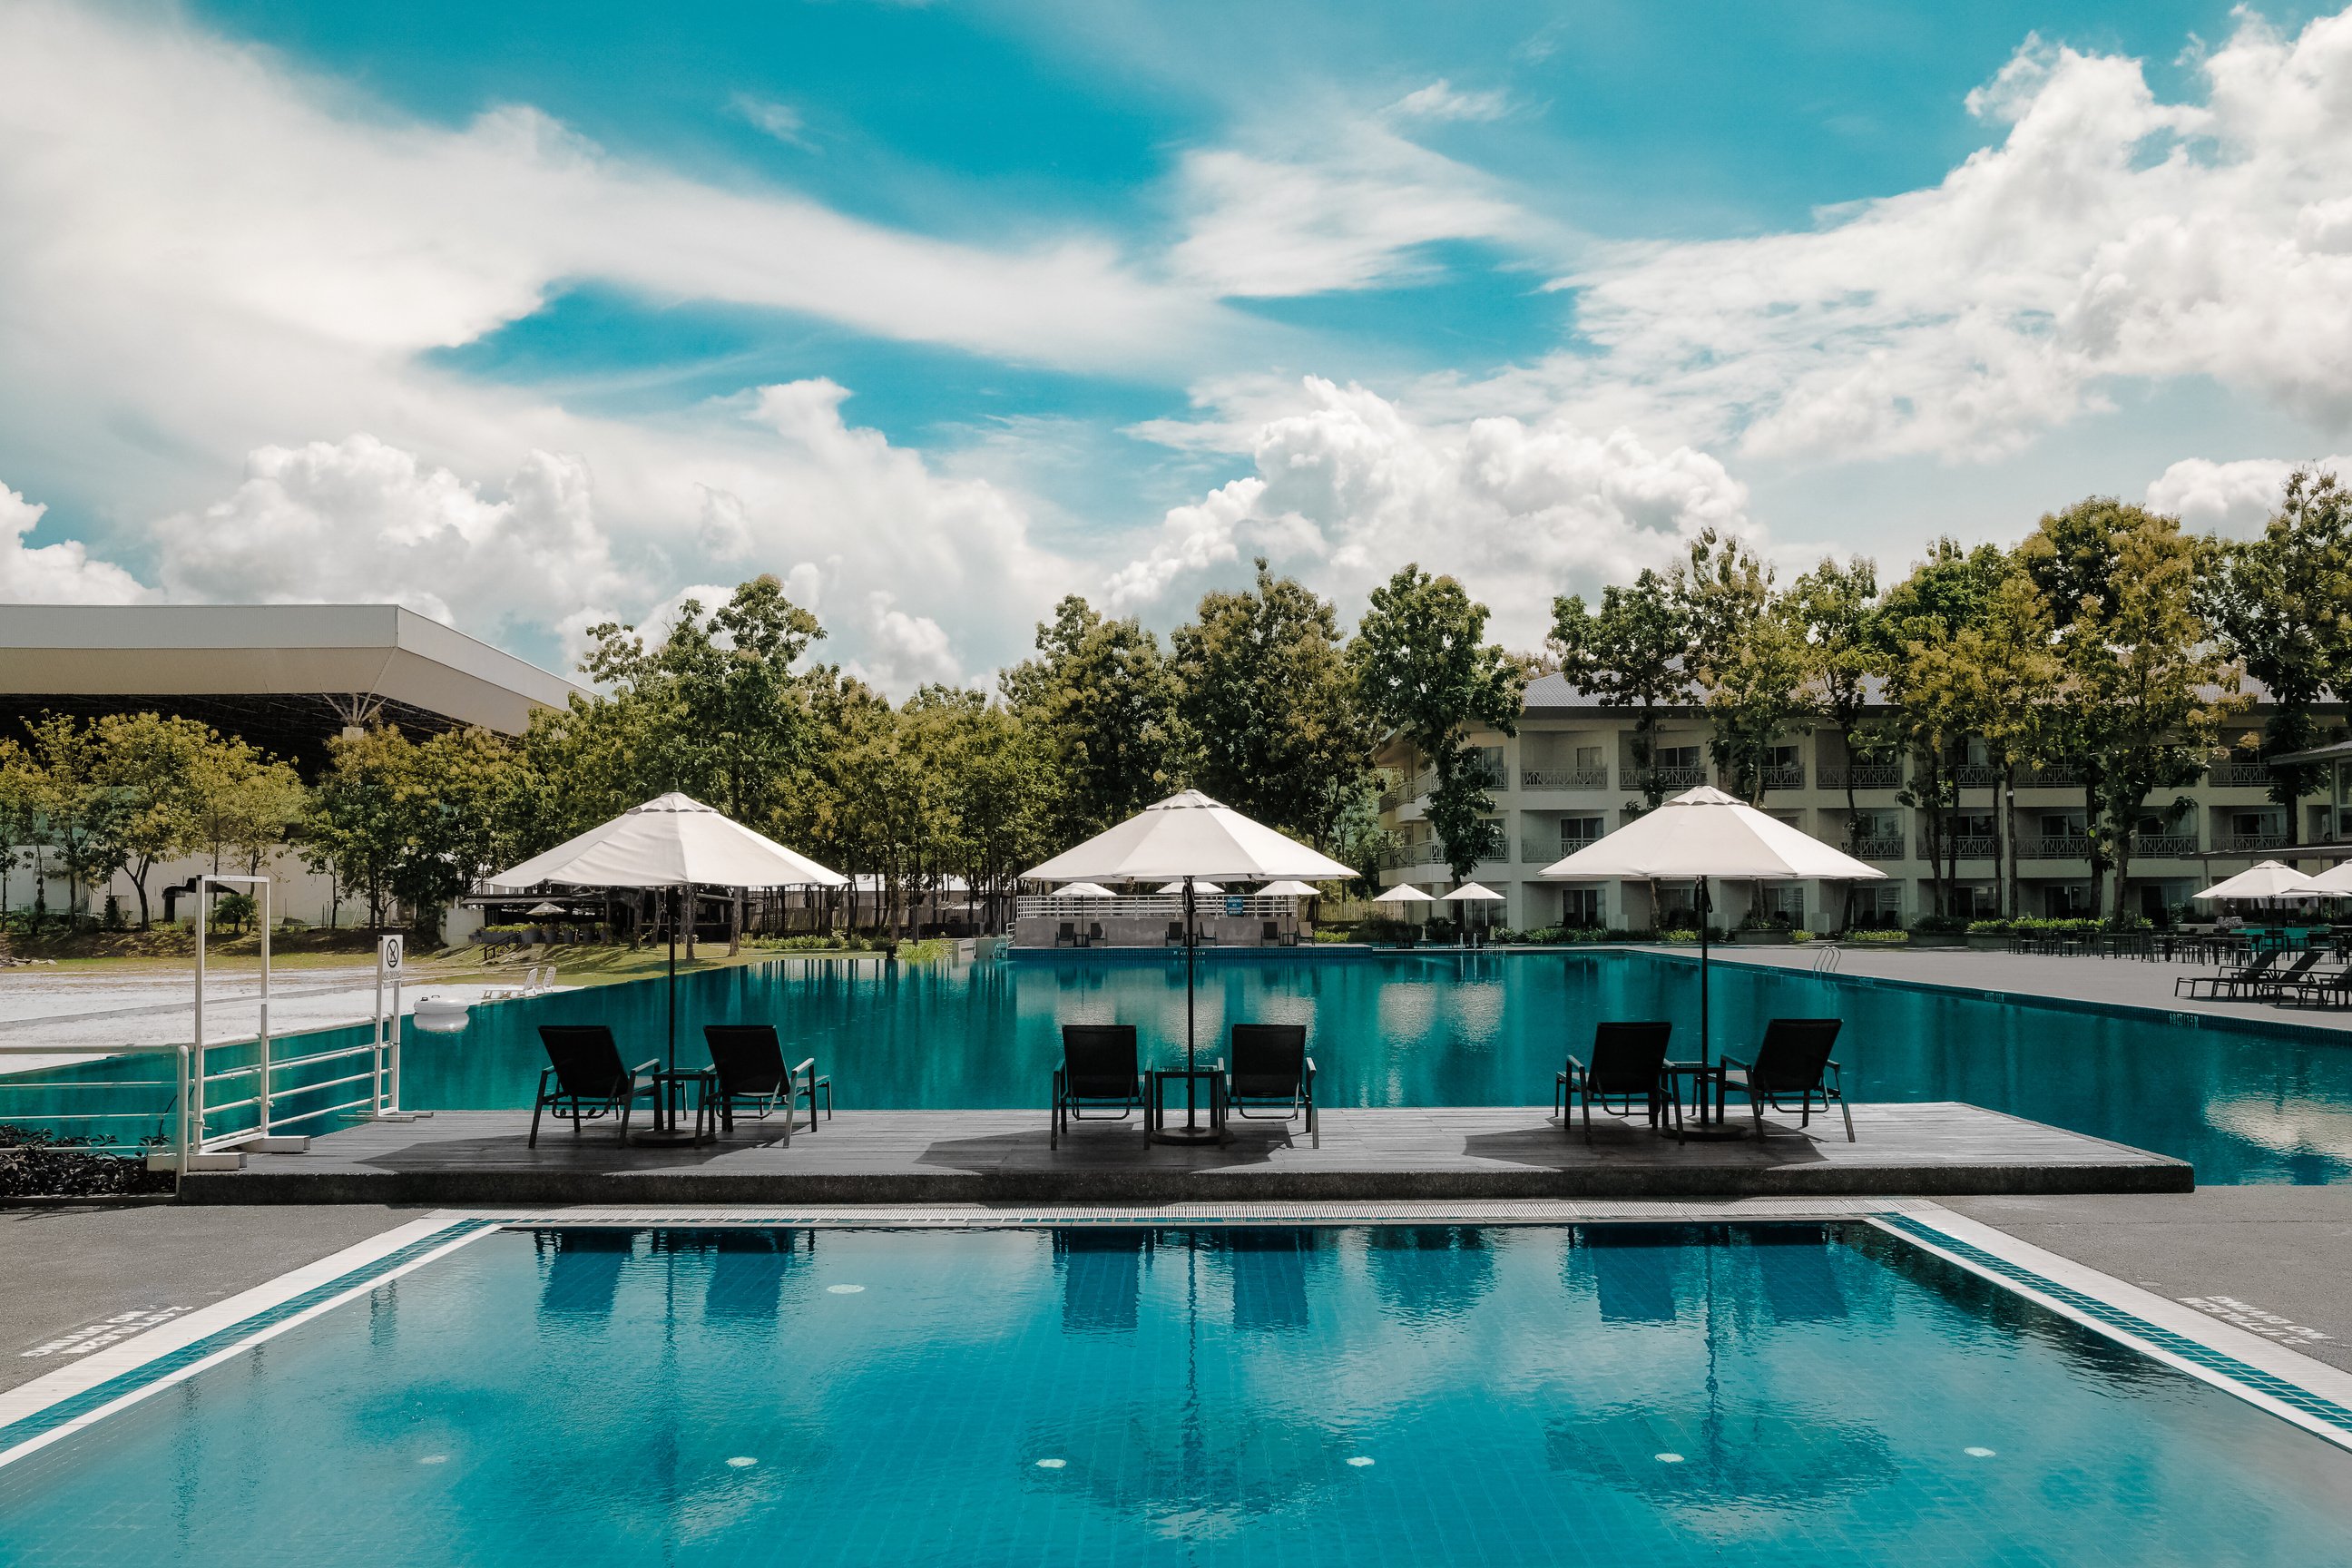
[1556,1021,1676,1143]
[537,964,558,992]
[1166,921,1187,946]
[1720,1018,1852,1142]
[1055,921,1079,948]
[2276,965,2352,1009]
[2249,948,2325,999]
[702,1024,831,1141]
[1051,1024,1146,1147]
[1218,1023,1317,1146]
[529,1025,657,1147]
[1262,921,1279,946]
[2176,947,2277,999]
[1087,921,1105,946]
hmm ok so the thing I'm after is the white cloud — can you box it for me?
[0,3,1122,693]
[2144,454,2352,534]
[1169,125,1531,297]
[730,94,817,151]
[0,482,149,604]
[1111,377,1749,647]
[847,591,965,692]
[1388,80,1512,123]
[1499,10,2352,466]
[149,436,627,637]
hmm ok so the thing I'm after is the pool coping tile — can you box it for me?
[1870,1210,2352,1454]
[0,1210,499,1470]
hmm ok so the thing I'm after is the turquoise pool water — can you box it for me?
[372,948,2352,1184]
[3,1223,2347,1566]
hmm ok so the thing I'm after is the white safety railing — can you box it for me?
[0,1042,193,1170]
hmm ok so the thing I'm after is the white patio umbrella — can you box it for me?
[1054,881,1118,898]
[1157,880,1223,895]
[488,793,848,1112]
[1442,883,1504,902]
[524,901,568,918]
[1022,789,1351,1142]
[1372,885,1436,903]
[1542,787,1884,1128]
[1259,879,1324,898]
[2306,859,2352,895]
[2195,860,2337,902]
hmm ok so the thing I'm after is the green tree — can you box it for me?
[1551,568,1692,808]
[92,712,217,929]
[302,728,411,931]
[2202,467,2352,841]
[0,738,41,920]
[1680,530,1813,805]
[1352,565,1524,885]
[1880,539,2012,916]
[1788,555,1885,853]
[17,715,118,930]
[2022,499,2243,920]
[1171,559,1375,849]
[1001,595,1177,841]
[579,574,824,827]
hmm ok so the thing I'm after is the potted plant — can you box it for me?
[1735,913,1795,946]
[1965,918,2012,952]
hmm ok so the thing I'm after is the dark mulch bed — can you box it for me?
[0,1123,176,1199]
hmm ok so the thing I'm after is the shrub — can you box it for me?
[1790,928,1816,944]
[1911,914,1969,935]
[1845,928,1909,944]
[0,1123,174,1199]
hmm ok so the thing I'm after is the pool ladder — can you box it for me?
[1812,942,1844,974]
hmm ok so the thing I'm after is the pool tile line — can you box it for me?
[0,1212,502,1472]
[1873,1211,2352,1453]
[463,1196,1937,1230]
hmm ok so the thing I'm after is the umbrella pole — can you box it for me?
[667,884,679,1074]
[1185,873,1197,1073]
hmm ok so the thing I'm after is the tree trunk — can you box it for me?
[129,857,152,930]
[2001,762,2019,921]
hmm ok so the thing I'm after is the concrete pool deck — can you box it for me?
[171,1101,2189,1205]
[1677,943,2352,1035]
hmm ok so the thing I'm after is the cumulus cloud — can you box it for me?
[0,482,149,604]
[2144,453,2352,535]
[1170,126,1531,297]
[148,436,627,636]
[1388,80,1512,123]
[1504,10,2352,465]
[1111,377,1749,647]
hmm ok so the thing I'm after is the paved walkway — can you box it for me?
[179,1102,2187,1205]
[0,967,556,1076]
[1680,943,2352,1033]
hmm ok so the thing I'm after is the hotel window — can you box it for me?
[1574,745,1604,769]
[1561,887,1602,926]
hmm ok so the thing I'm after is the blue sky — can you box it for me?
[2,1,2347,687]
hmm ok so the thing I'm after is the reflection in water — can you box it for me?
[534,1228,633,1318]
[1215,1229,1326,1332]
[1752,1226,1848,1324]
[1575,1226,1685,1323]
[1547,1403,1896,1514]
[1365,1226,1496,1323]
[698,1228,812,1321]
[1054,1229,1153,1333]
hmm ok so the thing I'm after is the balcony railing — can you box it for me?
[2222,832,2291,853]
[2016,836,2091,859]
[1818,764,1902,790]
[1926,834,1998,859]
[1952,765,2003,789]
[1522,766,1612,791]
[2210,763,2273,789]
[2016,766,2084,789]
[2132,833,2200,858]
[1622,766,1708,792]
[1759,763,1804,791]
[1845,836,1906,861]
[1524,836,1601,864]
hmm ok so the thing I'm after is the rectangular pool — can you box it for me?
[3,1222,2347,1565]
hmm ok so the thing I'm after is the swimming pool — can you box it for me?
[20,948,2352,1182]
[3,1221,2347,1565]
[372,948,2352,1183]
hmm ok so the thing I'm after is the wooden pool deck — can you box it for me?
[177,1102,2191,1205]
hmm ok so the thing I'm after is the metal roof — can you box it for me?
[0,603,586,751]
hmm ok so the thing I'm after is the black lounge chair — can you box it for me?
[1556,1021,1676,1143]
[2277,965,2352,1009]
[530,1025,656,1147]
[1219,1023,1317,1146]
[1721,1018,1851,1142]
[2176,947,2276,999]
[1088,921,1106,946]
[2249,948,2324,999]
[1055,921,1079,948]
[702,1024,832,1142]
[1166,921,1187,946]
[1051,1024,1146,1147]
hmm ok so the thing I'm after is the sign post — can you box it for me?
[368,934,421,1122]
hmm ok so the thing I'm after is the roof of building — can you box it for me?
[0,604,587,758]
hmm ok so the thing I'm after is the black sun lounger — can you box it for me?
[531,1025,656,1147]
[1720,1018,1852,1142]
[1556,1021,1675,1143]
[1220,1023,1317,1146]
[702,1024,832,1142]
[1052,1024,1146,1147]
